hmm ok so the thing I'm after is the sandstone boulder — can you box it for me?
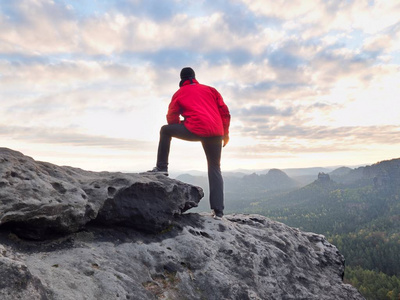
[0,148,203,239]
[0,214,364,300]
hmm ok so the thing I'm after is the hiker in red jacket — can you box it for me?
[149,67,231,219]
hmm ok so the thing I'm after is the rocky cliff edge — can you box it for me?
[0,148,363,300]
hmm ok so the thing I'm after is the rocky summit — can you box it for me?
[0,148,202,240]
[0,148,364,300]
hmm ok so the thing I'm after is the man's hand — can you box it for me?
[223,135,229,147]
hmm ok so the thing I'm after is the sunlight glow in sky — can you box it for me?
[1,0,399,172]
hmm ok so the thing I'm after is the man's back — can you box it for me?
[168,80,229,137]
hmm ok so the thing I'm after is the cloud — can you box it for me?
[114,0,184,21]
[235,123,400,145]
[0,57,160,102]
[0,125,153,150]
[1,0,399,171]
[1,0,278,60]
[235,105,294,117]
[0,0,78,54]
[242,0,400,36]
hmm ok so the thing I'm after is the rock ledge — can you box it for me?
[0,148,364,299]
[0,148,203,239]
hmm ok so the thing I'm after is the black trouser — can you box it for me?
[157,124,224,212]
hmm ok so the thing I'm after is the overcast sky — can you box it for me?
[1,0,399,173]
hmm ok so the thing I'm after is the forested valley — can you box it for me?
[258,179,400,300]
[179,158,400,300]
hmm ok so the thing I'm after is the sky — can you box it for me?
[1,0,399,173]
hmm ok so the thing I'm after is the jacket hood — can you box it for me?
[179,78,199,87]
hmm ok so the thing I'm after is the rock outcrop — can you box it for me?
[0,148,364,300]
[0,148,202,239]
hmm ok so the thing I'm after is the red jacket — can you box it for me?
[167,79,231,137]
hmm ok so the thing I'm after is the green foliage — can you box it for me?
[329,231,400,276]
[344,266,400,300]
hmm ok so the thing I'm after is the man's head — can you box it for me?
[180,67,195,80]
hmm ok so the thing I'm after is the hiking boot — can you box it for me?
[146,167,169,176]
[212,209,224,220]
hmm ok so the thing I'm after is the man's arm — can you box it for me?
[166,94,181,124]
[213,89,231,146]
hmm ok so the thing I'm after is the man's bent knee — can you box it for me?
[160,124,171,136]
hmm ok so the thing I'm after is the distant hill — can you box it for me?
[283,167,336,177]
[328,158,400,187]
[173,166,339,180]
[249,158,400,233]
[177,168,302,212]
[329,166,352,176]
[178,158,400,221]
[231,168,300,191]
[239,157,400,299]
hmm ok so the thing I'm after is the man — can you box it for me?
[149,67,231,219]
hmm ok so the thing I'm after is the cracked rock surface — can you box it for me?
[0,148,364,299]
[0,148,202,239]
[0,214,364,300]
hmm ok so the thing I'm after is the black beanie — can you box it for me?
[180,67,195,80]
